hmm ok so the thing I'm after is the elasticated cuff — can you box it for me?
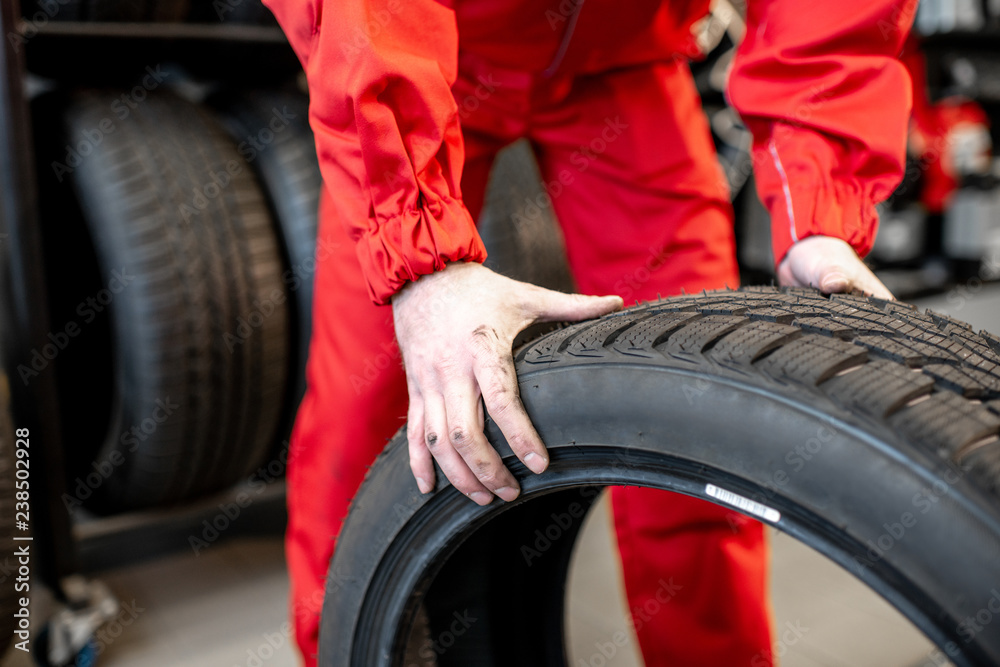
[355,195,488,305]
[768,179,880,270]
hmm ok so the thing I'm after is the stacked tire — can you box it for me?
[35,86,320,512]
[212,89,321,417]
[20,0,276,24]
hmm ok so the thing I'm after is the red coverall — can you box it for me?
[261,0,915,664]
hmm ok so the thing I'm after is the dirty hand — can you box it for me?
[778,235,893,300]
[392,262,623,505]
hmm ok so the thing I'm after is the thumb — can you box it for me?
[780,236,894,300]
[817,270,851,294]
[533,289,624,323]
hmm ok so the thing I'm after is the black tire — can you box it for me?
[477,140,575,294]
[0,376,19,657]
[22,0,188,22]
[27,0,276,23]
[49,90,290,511]
[211,89,320,418]
[321,286,1000,666]
[187,0,277,24]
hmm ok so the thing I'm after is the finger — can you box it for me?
[405,385,435,494]
[530,288,624,323]
[442,377,521,503]
[776,258,802,288]
[804,256,894,300]
[834,265,894,301]
[473,348,549,476]
[779,236,895,299]
[423,387,494,504]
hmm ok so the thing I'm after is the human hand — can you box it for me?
[392,262,623,505]
[777,236,893,300]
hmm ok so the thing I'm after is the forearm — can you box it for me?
[264,0,487,304]
[728,0,917,266]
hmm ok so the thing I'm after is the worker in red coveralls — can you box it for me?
[262,0,915,663]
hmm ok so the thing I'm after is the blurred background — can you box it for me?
[0,0,999,664]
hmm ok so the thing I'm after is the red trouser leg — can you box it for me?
[286,94,504,665]
[289,54,772,665]
[530,60,774,665]
[284,188,409,666]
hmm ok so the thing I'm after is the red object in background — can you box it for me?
[262,0,916,664]
[902,36,992,213]
[915,99,990,213]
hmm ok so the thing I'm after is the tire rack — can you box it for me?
[0,6,293,599]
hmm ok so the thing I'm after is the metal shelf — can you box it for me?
[17,19,287,42]
[74,481,287,573]
[1,4,297,599]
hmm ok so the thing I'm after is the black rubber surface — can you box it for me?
[212,89,320,422]
[52,90,290,511]
[22,0,188,22]
[321,286,1000,666]
[22,0,273,23]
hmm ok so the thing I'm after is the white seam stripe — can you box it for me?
[768,137,798,243]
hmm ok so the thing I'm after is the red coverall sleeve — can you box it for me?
[263,0,486,304]
[727,0,917,267]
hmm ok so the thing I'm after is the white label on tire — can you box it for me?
[705,484,781,523]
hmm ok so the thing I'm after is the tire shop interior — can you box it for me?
[2,0,1000,666]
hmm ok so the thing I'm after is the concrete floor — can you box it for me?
[5,285,998,667]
